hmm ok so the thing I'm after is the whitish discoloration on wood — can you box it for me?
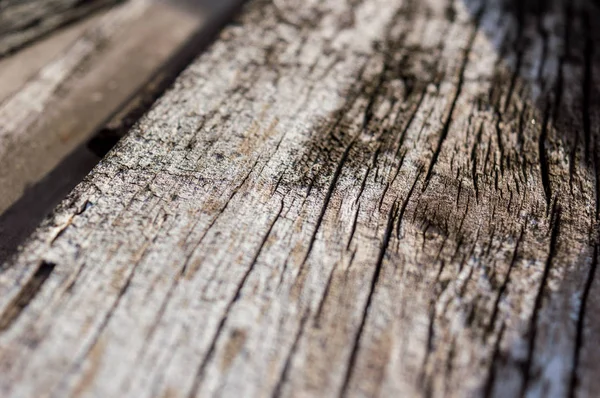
[1,0,599,397]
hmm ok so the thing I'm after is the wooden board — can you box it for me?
[0,0,121,56]
[1,0,599,397]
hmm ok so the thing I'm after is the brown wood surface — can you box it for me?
[1,0,599,397]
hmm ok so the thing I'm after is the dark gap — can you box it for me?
[0,260,56,332]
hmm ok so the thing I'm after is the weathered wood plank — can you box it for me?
[1,0,599,397]
[0,0,121,56]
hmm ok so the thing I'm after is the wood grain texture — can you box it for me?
[1,0,599,397]
[0,0,122,56]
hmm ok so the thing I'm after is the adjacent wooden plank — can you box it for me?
[0,6,107,103]
[1,0,599,397]
[0,0,121,56]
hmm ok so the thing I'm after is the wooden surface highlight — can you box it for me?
[1,0,600,397]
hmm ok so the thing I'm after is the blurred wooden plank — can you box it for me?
[0,8,108,103]
[0,0,121,56]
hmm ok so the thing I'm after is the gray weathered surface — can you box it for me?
[0,0,121,56]
[1,0,599,397]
